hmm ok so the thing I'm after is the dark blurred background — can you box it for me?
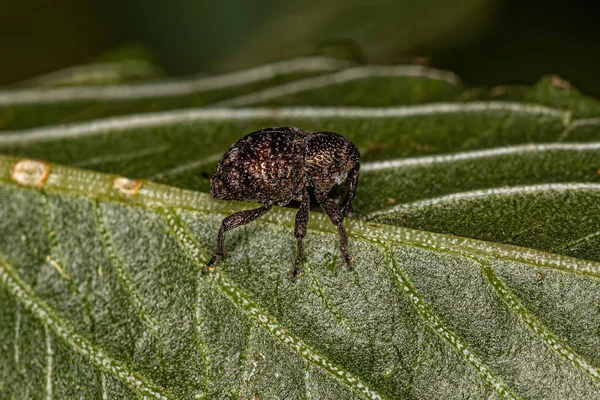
[2,0,600,94]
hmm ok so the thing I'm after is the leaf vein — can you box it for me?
[304,363,312,400]
[238,325,257,399]
[14,306,20,366]
[384,251,520,400]
[354,224,600,279]
[212,272,386,400]
[40,193,97,335]
[93,203,159,334]
[561,230,600,250]
[101,373,108,400]
[45,324,53,400]
[360,142,600,173]
[159,208,211,396]
[216,65,461,107]
[0,56,352,105]
[3,158,599,282]
[0,255,173,400]
[0,102,565,145]
[160,209,386,400]
[303,260,349,329]
[367,183,600,218]
[481,263,600,382]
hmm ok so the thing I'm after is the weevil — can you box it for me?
[205,126,360,278]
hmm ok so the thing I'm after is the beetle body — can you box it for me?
[210,127,307,205]
[206,126,360,278]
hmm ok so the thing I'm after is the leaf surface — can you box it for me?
[2,102,600,216]
[1,158,600,399]
[0,57,353,131]
[2,60,600,399]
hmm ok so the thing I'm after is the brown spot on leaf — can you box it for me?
[113,177,142,196]
[550,75,572,90]
[11,159,50,188]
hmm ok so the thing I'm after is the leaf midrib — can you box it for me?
[0,155,598,279]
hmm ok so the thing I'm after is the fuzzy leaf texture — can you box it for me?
[1,57,600,399]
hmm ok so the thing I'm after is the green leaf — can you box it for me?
[2,102,600,216]
[12,60,165,89]
[0,56,354,131]
[459,75,600,118]
[370,184,600,261]
[215,65,463,107]
[2,59,600,398]
[2,157,600,399]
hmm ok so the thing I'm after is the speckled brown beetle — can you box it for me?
[205,126,360,278]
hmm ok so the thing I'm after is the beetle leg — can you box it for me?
[293,189,310,279]
[204,203,273,273]
[340,167,359,217]
[314,191,353,266]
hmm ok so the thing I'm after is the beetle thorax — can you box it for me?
[303,131,358,193]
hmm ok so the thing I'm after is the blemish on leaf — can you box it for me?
[536,272,543,281]
[46,255,70,280]
[11,159,50,188]
[550,75,572,90]
[113,177,142,196]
